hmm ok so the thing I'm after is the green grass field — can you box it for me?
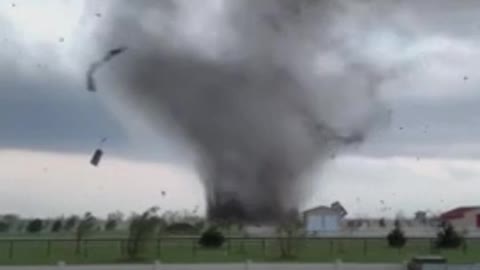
[0,235,478,265]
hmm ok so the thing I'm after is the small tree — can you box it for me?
[3,214,19,231]
[436,224,464,249]
[64,215,79,232]
[105,211,123,231]
[105,219,117,231]
[276,210,305,259]
[51,219,63,233]
[127,207,161,259]
[199,227,225,248]
[379,218,386,228]
[0,221,9,233]
[75,213,97,254]
[387,223,407,248]
[16,221,26,233]
[26,219,43,233]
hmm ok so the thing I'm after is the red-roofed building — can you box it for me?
[440,206,480,231]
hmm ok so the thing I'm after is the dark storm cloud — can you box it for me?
[0,76,127,154]
[359,96,480,159]
[96,0,390,223]
[0,16,127,154]
[2,0,480,167]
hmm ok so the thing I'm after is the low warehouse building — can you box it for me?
[440,206,480,232]
[303,202,347,234]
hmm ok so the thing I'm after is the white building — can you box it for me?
[303,202,347,235]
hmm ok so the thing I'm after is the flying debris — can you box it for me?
[464,76,468,81]
[161,191,166,196]
[89,137,108,167]
[86,47,127,92]
[90,149,103,167]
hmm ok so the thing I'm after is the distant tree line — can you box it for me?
[387,221,465,250]
[0,208,206,236]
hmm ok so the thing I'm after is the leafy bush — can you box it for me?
[105,219,118,231]
[105,211,123,231]
[26,219,43,233]
[51,219,63,232]
[64,215,79,232]
[276,215,305,259]
[379,218,386,228]
[387,226,407,248]
[436,224,464,248]
[127,207,162,259]
[199,227,225,248]
[0,221,9,233]
[75,213,97,254]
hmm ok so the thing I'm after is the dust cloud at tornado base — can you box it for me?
[95,0,392,223]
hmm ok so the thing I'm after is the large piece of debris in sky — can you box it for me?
[87,47,127,92]
[90,149,103,167]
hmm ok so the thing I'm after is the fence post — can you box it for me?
[83,240,88,258]
[262,239,266,258]
[46,240,51,257]
[244,259,251,270]
[338,239,344,254]
[156,239,161,258]
[120,240,125,257]
[8,240,13,259]
[363,239,367,256]
[334,259,342,270]
[241,239,246,258]
[192,239,196,258]
[227,238,231,255]
[153,260,161,270]
[330,239,334,255]
[57,261,66,269]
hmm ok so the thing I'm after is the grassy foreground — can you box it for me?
[0,236,478,265]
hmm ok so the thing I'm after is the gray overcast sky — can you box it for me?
[1,0,480,218]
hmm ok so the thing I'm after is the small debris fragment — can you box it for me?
[161,191,166,196]
[95,13,102,17]
[464,76,468,81]
[399,126,404,130]
[11,3,15,7]
[59,37,64,43]
[90,149,103,167]
[87,47,127,92]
